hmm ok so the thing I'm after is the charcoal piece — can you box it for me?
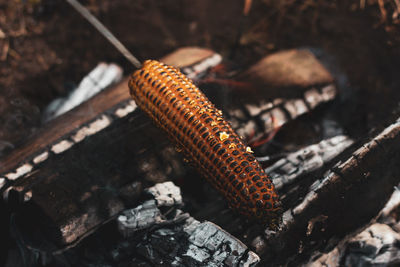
[311,224,400,267]
[244,101,275,117]
[188,222,220,248]
[182,221,260,266]
[227,84,337,142]
[266,135,354,189]
[258,117,400,266]
[343,224,400,266]
[181,53,223,80]
[0,48,219,247]
[118,181,185,236]
[145,181,182,207]
[182,244,211,264]
[304,88,325,109]
[321,119,345,138]
[118,181,142,205]
[255,85,336,140]
[114,181,259,266]
[310,184,400,266]
[117,200,163,236]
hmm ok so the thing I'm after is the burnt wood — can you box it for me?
[259,118,400,265]
[2,47,219,246]
[1,48,340,259]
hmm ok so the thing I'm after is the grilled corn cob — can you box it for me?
[129,60,281,225]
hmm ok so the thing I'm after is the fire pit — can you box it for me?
[1,1,400,266]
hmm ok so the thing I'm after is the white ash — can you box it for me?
[145,181,183,207]
[43,62,123,121]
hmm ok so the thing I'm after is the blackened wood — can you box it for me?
[0,47,216,181]
[63,181,260,266]
[3,47,219,246]
[310,188,400,266]
[266,135,354,190]
[1,48,339,251]
[259,117,400,266]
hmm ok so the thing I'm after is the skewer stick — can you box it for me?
[65,0,142,69]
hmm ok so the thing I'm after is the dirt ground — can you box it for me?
[0,0,399,157]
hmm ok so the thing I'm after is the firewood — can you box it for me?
[1,48,339,259]
[258,117,400,265]
[2,47,220,246]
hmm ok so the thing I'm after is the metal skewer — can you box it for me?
[65,0,142,69]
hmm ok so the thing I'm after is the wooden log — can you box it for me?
[0,49,337,185]
[228,84,336,141]
[258,117,400,265]
[310,186,400,266]
[2,47,220,246]
[0,47,217,183]
[68,182,260,266]
[117,182,260,266]
[266,135,354,190]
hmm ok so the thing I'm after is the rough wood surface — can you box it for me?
[310,188,400,266]
[72,182,259,266]
[228,84,336,142]
[1,48,340,258]
[258,117,400,265]
[2,47,220,246]
[0,47,216,180]
[266,135,354,190]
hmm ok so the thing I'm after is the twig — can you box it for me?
[8,48,20,60]
[378,0,388,23]
[65,0,142,68]
[0,28,5,39]
[360,0,366,9]
[0,39,9,61]
[393,0,400,13]
[243,0,253,16]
